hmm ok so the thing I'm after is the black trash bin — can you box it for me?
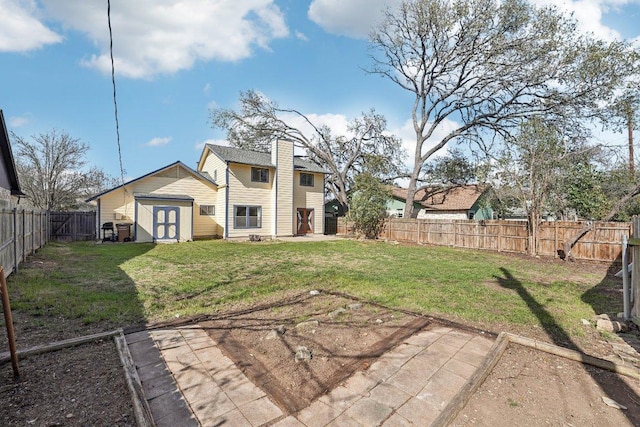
[116,223,132,242]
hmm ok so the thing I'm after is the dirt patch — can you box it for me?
[0,339,134,426]
[453,343,640,426]
[199,291,431,414]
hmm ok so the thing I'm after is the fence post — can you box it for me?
[21,209,25,261]
[12,208,17,274]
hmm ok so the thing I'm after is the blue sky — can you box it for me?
[1,0,640,181]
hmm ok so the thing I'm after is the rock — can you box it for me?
[296,320,319,331]
[274,325,286,334]
[328,308,346,319]
[602,396,627,410]
[580,319,591,326]
[348,303,362,310]
[265,330,279,340]
[593,313,611,322]
[375,319,383,324]
[295,346,312,362]
[596,318,628,333]
[309,290,320,296]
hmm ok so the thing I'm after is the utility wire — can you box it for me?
[107,0,126,188]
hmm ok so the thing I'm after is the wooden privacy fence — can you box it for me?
[49,211,96,242]
[0,208,48,277]
[337,218,631,262]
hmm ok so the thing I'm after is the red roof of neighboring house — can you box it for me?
[391,185,485,211]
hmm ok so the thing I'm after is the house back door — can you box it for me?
[153,206,180,240]
[296,208,314,235]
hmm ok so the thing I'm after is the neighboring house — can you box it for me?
[389,185,493,220]
[87,139,327,242]
[0,110,24,207]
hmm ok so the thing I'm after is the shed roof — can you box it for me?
[391,185,486,211]
[134,193,194,201]
[0,110,24,196]
[205,143,328,174]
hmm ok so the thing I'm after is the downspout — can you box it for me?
[97,199,101,241]
[134,199,138,242]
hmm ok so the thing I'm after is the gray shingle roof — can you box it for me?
[206,143,329,174]
[207,144,273,168]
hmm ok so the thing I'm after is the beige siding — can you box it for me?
[273,140,294,236]
[200,150,227,186]
[96,164,219,241]
[293,171,325,234]
[226,163,274,238]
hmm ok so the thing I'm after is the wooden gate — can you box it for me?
[49,211,96,242]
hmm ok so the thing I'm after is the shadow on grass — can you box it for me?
[496,267,640,425]
[0,241,154,350]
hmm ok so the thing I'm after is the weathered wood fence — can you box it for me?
[0,208,48,277]
[49,211,96,242]
[338,218,631,262]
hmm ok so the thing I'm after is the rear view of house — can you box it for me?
[88,139,327,242]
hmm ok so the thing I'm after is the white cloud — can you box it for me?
[308,0,402,39]
[8,114,30,127]
[309,0,638,42]
[37,0,289,79]
[203,83,212,95]
[0,0,62,52]
[146,136,172,147]
[295,30,309,41]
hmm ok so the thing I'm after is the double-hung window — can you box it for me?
[300,173,314,187]
[251,167,269,183]
[234,206,261,228]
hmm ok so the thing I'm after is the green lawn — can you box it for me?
[6,239,621,347]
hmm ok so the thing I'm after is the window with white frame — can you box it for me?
[251,167,269,183]
[300,173,314,187]
[200,205,215,216]
[234,205,262,228]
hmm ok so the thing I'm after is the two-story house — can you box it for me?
[87,139,327,242]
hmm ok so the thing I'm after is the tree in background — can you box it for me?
[13,130,111,211]
[488,118,596,254]
[211,90,405,213]
[369,0,636,218]
[348,172,391,239]
[422,148,478,185]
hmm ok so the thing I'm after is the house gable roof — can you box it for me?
[391,185,486,211]
[204,143,328,174]
[0,110,24,196]
[86,161,217,202]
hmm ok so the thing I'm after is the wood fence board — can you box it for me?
[338,217,630,262]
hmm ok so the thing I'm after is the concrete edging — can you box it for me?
[432,332,640,427]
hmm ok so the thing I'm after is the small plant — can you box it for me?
[508,398,519,407]
[348,172,390,239]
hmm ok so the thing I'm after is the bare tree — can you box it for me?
[369,0,636,218]
[13,130,111,211]
[211,90,405,212]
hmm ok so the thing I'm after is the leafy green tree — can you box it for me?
[211,90,405,213]
[422,149,477,185]
[369,0,636,218]
[348,173,391,239]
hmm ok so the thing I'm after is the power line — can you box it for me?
[107,0,126,187]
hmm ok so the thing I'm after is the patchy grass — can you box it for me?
[4,239,621,348]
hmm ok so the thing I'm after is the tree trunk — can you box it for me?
[562,181,640,260]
